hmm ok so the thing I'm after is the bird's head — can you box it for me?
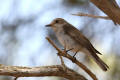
[46,18,67,29]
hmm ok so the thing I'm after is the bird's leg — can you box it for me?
[73,51,78,58]
[71,51,78,62]
[62,48,74,53]
[57,48,73,56]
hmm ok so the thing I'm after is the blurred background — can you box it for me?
[0,0,120,80]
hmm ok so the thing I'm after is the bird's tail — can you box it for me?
[87,46,109,71]
[91,53,109,71]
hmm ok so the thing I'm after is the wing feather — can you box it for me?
[63,24,102,55]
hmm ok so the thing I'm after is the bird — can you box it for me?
[46,18,109,71]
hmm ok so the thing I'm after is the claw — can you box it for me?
[57,52,60,56]
[72,57,77,63]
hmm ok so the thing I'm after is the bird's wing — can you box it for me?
[63,24,102,55]
[63,24,109,71]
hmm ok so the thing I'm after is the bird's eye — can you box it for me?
[55,20,59,23]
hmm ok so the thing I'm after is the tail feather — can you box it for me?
[91,53,109,71]
[87,46,109,71]
[91,45,102,55]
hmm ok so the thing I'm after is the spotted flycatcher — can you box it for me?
[46,18,109,71]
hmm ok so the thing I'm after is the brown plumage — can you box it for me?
[46,18,109,71]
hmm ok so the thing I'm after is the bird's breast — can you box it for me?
[56,31,82,52]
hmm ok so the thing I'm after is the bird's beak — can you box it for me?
[45,24,52,27]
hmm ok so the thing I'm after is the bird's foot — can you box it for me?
[71,52,78,62]
[72,56,77,63]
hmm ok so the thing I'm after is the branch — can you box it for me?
[0,64,87,80]
[90,0,120,24]
[72,13,110,20]
[46,37,98,80]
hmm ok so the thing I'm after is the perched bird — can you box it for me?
[46,18,109,71]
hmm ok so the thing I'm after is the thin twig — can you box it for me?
[46,37,98,80]
[59,41,67,69]
[72,13,110,20]
[58,53,66,69]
